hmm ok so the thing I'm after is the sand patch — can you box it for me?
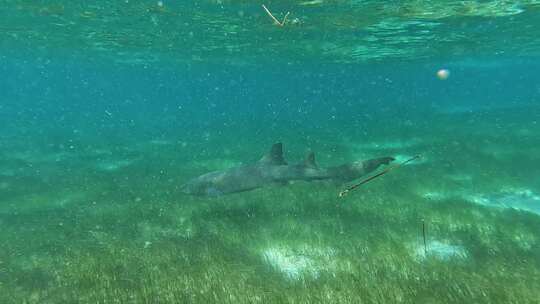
[148,139,172,146]
[9,150,75,163]
[138,217,195,246]
[419,187,540,216]
[0,181,10,190]
[466,188,540,215]
[261,244,338,280]
[95,158,138,171]
[349,139,422,151]
[191,159,242,171]
[411,240,468,261]
[0,191,88,214]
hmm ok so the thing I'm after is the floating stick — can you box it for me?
[338,155,421,197]
[262,4,290,26]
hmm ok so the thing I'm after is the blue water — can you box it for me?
[3,54,538,141]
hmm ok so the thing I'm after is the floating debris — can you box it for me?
[261,4,290,27]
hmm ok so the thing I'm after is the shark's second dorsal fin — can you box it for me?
[260,143,287,165]
[304,152,318,168]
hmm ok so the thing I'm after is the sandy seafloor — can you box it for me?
[1,83,540,303]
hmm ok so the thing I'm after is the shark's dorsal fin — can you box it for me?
[304,152,318,168]
[260,143,287,165]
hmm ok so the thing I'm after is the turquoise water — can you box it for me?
[1,1,540,303]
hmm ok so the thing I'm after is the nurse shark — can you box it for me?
[181,143,394,196]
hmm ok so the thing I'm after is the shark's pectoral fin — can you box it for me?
[259,143,288,165]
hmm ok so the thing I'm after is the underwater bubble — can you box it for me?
[436,69,450,80]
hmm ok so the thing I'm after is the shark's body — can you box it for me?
[181,143,394,196]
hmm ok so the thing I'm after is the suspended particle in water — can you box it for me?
[436,69,450,80]
[157,1,163,7]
